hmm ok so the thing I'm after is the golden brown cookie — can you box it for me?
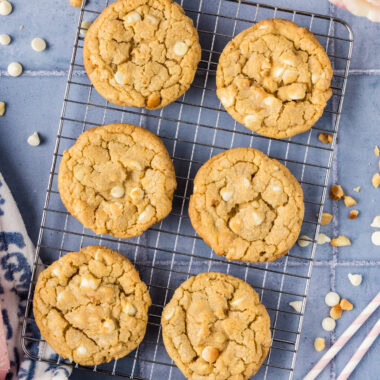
[33,246,151,366]
[189,147,304,262]
[216,18,333,139]
[83,0,201,109]
[58,123,177,238]
[161,272,271,379]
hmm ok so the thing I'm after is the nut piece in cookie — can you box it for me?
[216,19,333,139]
[33,246,152,366]
[161,272,271,380]
[58,123,177,238]
[189,147,304,262]
[83,0,201,109]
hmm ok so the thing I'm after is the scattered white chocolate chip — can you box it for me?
[251,211,263,226]
[0,101,5,116]
[317,233,331,245]
[130,187,144,200]
[244,114,260,127]
[8,62,23,77]
[27,132,40,146]
[372,173,380,188]
[297,235,312,248]
[201,346,219,363]
[243,178,250,187]
[370,216,380,228]
[52,267,60,277]
[56,291,64,302]
[103,319,115,333]
[128,160,142,170]
[164,306,175,320]
[220,188,233,202]
[330,235,351,247]
[375,145,379,157]
[80,274,100,290]
[114,70,127,85]
[124,302,136,316]
[0,1,12,16]
[325,292,340,307]
[111,185,125,198]
[371,231,380,246]
[289,301,303,313]
[314,337,326,352]
[174,41,188,56]
[31,37,46,52]
[146,14,158,25]
[138,205,154,223]
[76,345,87,355]
[231,296,246,307]
[348,273,362,286]
[220,94,234,108]
[0,33,11,45]
[126,11,141,24]
[80,20,91,36]
[296,234,312,248]
[322,317,336,332]
[353,186,361,192]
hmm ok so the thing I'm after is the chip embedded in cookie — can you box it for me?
[83,0,201,109]
[189,147,304,262]
[216,18,333,139]
[58,123,177,238]
[33,246,152,366]
[161,272,271,380]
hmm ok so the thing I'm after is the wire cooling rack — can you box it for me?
[22,0,353,379]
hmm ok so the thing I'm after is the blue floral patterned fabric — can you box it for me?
[0,173,71,380]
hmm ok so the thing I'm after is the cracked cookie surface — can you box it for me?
[189,148,304,262]
[83,0,201,109]
[58,123,177,238]
[33,245,151,366]
[161,272,271,379]
[216,18,333,139]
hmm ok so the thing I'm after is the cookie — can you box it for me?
[58,123,177,238]
[216,18,333,139]
[33,245,151,366]
[161,272,271,380]
[83,0,201,109]
[189,147,304,262]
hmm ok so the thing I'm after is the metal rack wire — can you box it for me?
[21,0,353,379]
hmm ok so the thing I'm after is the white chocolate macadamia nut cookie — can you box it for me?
[58,123,177,238]
[33,246,151,365]
[161,272,271,380]
[216,19,333,139]
[83,0,201,109]
[189,148,304,262]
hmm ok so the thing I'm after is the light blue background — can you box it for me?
[0,0,379,379]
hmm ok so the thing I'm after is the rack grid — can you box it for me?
[21,0,353,379]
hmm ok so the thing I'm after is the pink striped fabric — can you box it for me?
[304,293,380,380]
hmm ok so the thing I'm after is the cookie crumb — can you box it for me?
[318,133,333,144]
[371,231,380,246]
[0,102,5,116]
[375,145,379,157]
[289,300,303,313]
[330,304,343,320]
[314,337,326,352]
[330,236,351,247]
[353,186,361,192]
[349,210,359,220]
[19,25,24,30]
[317,233,331,245]
[322,317,336,332]
[330,185,344,200]
[372,173,380,188]
[297,235,312,247]
[27,132,40,146]
[348,273,362,286]
[0,33,11,45]
[370,216,380,228]
[69,0,83,7]
[340,298,353,311]
[344,195,357,207]
[320,212,333,225]
[325,292,340,307]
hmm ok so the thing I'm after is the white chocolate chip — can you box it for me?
[201,346,219,363]
[289,301,303,313]
[80,274,100,290]
[251,211,263,226]
[27,132,40,146]
[31,38,46,52]
[174,41,188,56]
[124,302,136,316]
[311,73,320,84]
[353,186,361,192]
[57,291,64,302]
[126,11,141,24]
[0,33,11,45]
[111,185,125,198]
[80,20,91,36]
[282,68,298,84]
[325,292,340,307]
[114,71,127,85]
[243,178,250,187]
[0,101,5,116]
[164,306,175,320]
[220,188,233,202]
[371,231,380,246]
[322,317,336,332]
[220,93,235,108]
[52,267,60,277]
[103,319,115,333]
[370,216,380,228]
[317,233,331,245]
[231,296,246,307]
[130,187,144,200]
[128,160,142,171]
[272,66,284,79]
[146,14,158,25]
[8,62,23,77]
[138,205,154,223]
[272,185,282,192]
[76,345,87,355]
[273,165,279,171]
[263,96,275,107]
[244,114,260,127]
[0,1,12,15]
[348,273,362,286]
[297,235,312,248]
